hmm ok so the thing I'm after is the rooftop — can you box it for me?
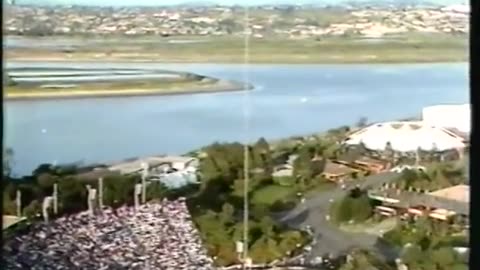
[3,215,26,230]
[323,161,358,175]
[429,184,470,203]
[354,156,387,165]
[344,121,466,152]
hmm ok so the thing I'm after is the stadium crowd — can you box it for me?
[3,198,214,270]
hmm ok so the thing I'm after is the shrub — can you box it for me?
[270,200,296,212]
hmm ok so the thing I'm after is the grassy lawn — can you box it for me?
[8,78,210,93]
[339,217,399,237]
[252,185,296,205]
[5,76,246,99]
[6,34,468,63]
[307,181,337,196]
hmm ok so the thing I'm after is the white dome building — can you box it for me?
[422,104,470,134]
[344,121,467,152]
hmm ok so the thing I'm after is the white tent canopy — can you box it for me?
[422,104,470,134]
[344,121,466,152]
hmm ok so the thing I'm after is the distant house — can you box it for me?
[287,154,299,165]
[353,156,388,173]
[369,184,470,223]
[321,161,360,182]
[272,164,293,178]
[74,168,120,181]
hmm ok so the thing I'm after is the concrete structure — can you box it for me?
[344,121,467,152]
[108,156,198,175]
[98,177,104,209]
[422,104,471,134]
[42,196,54,222]
[152,171,199,189]
[86,185,97,216]
[134,183,142,210]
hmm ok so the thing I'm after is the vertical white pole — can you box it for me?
[86,185,93,216]
[16,190,21,217]
[42,197,52,223]
[134,183,142,211]
[53,183,58,215]
[98,178,104,209]
[141,163,148,204]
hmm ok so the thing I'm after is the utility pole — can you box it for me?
[86,185,94,216]
[141,162,148,204]
[53,183,58,215]
[42,196,53,223]
[134,183,142,211]
[98,177,104,209]
[16,190,21,217]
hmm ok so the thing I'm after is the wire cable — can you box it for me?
[242,4,251,269]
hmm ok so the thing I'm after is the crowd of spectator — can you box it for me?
[3,198,214,270]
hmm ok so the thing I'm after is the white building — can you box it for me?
[344,121,467,152]
[108,156,198,175]
[422,104,470,133]
[441,4,470,14]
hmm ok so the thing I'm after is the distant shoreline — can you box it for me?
[5,55,467,65]
[6,79,253,101]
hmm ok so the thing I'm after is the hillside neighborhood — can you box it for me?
[4,4,469,38]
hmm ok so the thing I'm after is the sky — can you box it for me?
[15,0,466,7]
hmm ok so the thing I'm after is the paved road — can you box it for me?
[276,172,401,261]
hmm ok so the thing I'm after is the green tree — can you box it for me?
[293,147,314,189]
[384,141,394,165]
[23,200,41,220]
[58,177,87,214]
[332,196,353,223]
[323,143,341,159]
[355,117,368,128]
[402,244,424,267]
[250,219,282,263]
[33,164,55,177]
[3,195,17,215]
[429,247,457,268]
[340,250,394,270]
[253,137,273,173]
[350,193,373,222]
[331,190,373,223]
[311,158,326,176]
[219,203,235,225]
[17,181,42,209]
[146,181,167,201]
[450,264,469,270]
[103,175,137,207]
